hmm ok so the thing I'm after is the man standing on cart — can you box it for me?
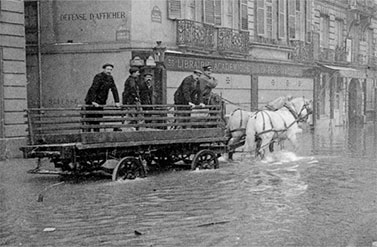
[123,67,141,125]
[199,65,218,105]
[84,63,120,132]
[139,72,154,124]
[174,69,205,128]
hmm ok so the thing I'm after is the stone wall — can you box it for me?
[0,0,27,159]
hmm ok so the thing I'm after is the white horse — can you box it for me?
[244,97,312,159]
[225,109,255,160]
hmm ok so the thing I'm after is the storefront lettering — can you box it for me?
[166,54,304,76]
[59,11,126,21]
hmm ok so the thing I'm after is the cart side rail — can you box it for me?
[25,104,226,145]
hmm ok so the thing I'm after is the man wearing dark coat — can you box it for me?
[122,67,140,105]
[198,65,218,105]
[84,63,120,132]
[174,70,204,128]
[139,73,154,105]
[122,67,141,126]
[139,73,154,123]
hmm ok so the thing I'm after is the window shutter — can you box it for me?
[257,0,265,35]
[240,0,248,30]
[278,0,285,39]
[287,0,296,39]
[305,0,312,42]
[168,0,181,19]
[214,0,222,25]
[205,0,215,24]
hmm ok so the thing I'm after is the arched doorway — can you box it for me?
[348,78,364,126]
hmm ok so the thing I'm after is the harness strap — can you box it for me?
[284,103,298,119]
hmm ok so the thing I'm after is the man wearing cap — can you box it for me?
[84,63,120,132]
[122,67,141,126]
[199,65,218,105]
[174,70,205,128]
[138,72,154,124]
[123,67,140,105]
[139,72,154,105]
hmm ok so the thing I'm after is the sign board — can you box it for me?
[40,0,131,43]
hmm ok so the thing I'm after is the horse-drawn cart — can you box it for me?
[20,105,227,180]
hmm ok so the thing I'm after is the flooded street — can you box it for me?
[1,124,377,247]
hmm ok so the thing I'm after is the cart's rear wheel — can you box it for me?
[191,150,219,170]
[112,157,146,181]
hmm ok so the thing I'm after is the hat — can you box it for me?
[202,65,212,71]
[144,72,153,77]
[102,63,114,69]
[193,69,202,75]
[129,67,139,74]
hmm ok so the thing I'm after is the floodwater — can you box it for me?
[1,123,377,247]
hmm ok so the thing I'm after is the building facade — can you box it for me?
[312,0,377,127]
[0,0,28,159]
[0,0,377,158]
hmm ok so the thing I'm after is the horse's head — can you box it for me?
[289,97,313,122]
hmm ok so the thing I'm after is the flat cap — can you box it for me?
[202,65,212,71]
[144,72,153,77]
[129,67,140,74]
[193,69,202,74]
[102,63,114,69]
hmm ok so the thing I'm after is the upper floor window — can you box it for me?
[240,0,248,30]
[204,0,222,25]
[335,19,344,47]
[256,0,276,39]
[320,14,330,48]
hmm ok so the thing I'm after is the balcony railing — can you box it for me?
[176,19,216,51]
[288,40,313,63]
[217,27,249,54]
[319,48,335,62]
[335,46,347,63]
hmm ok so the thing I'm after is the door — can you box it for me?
[348,78,364,125]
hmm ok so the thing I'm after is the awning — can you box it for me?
[317,63,366,78]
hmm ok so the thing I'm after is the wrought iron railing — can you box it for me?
[176,19,216,51]
[217,27,249,54]
[319,48,335,62]
[288,40,313,63]
[335,46,347,63]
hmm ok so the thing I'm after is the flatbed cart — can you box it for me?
[20,104,228,181]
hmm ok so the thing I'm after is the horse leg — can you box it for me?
[227,137,237,161]
[288,133,298,151]
[269,142,275,152]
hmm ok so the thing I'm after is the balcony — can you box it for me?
[176,19,216,52]
[319,48,335,62]
[334,46,347,63]
[349,0,377,16]
[217,27,249,54]
[176,19,250,55]
[288,40,313,63]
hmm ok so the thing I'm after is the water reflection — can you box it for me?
[1,123,377,246]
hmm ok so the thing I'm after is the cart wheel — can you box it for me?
[191,150,219,170]
[112,157,146,181]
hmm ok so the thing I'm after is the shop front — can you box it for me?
[164,53,314,119]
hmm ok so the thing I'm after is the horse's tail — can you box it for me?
[244,114,257,153]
